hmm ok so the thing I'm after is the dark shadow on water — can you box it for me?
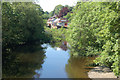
[2,44,46,78]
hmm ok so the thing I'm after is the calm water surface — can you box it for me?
[34,44,70,78]
[3,42,95,78]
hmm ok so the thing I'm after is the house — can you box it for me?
[47,17,56,27]
[56,18,69,28]
[47,16,69,29]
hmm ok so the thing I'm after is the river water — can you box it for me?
[3,42,95,79]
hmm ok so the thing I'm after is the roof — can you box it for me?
[54,18,60,23]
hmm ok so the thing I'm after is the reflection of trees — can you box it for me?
[59,41,68,51]
[65,56,95,78]
[49,41,62,48]
[50,41,68,51]
[3,44,46,78]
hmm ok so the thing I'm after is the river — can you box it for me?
[3,41,95,79]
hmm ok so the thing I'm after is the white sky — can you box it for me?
[38,0,79,12]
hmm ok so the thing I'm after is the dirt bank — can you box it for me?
[88,66,118,79]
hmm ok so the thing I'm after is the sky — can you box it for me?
[38,0,79,12]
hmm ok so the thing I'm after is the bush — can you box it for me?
[66,2,120,76]
[44,27,66,42]
[2,2,46,48]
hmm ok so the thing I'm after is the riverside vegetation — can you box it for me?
[45,2,120,77]
[2,2,120,77]
[2,2,50,49]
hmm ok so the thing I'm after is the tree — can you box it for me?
[43,11,49,19]
[54,5,64,15]
[2,2,46,48]
[65,5,73,11]
[49,11,54,17]
[66,2,120,76]
[58,7,70,17]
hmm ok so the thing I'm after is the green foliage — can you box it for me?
[65,5,73,11]
[44,27,66,42]
[49,11,54,17]
[63,12,73,22]
[48,5,73,18]
[2,2,47,48]
[48,5,63,17]
[54,5,64,15]
[43,11,49,19]
[64,3,80,22]
[66,2,120,76]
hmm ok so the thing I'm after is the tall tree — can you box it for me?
[54,5,64,15]
[43,11,49,19]
[2,2,46,47]
[49,11,54,17]
[58,7,69,17]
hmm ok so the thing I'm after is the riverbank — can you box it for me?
[88,66,118,78]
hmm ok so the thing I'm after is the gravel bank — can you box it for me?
[88,66,118,79]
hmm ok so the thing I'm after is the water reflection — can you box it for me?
[59,41,68,51]
[2,44,46,78]
[33,44,70,78]
[50,41,69,51]
[3,41,95,79]
[66,56,95,78]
